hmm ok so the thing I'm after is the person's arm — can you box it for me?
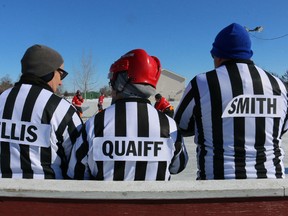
[169,125,189,174]
[154,102,159,109]
[72,95,76,105]
[67,123,90,180]
[174,80,196,136]
[53,102,83,178]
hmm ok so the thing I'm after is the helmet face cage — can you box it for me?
[109,49,161,89]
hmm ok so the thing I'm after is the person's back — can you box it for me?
[68,49,188,181]
[81,98,185,180]
[189,60,288,179]
[0,44,83,179]
[174,23,288,180]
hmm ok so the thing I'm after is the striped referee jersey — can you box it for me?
[174,59,288,180]
[0,84,83,179]
[67,97,188,181]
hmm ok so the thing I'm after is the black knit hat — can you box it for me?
[21,44,65,78]
[155,93,162,100]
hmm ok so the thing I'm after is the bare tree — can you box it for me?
[74,50,98,99]
[0,75,13,94]
[281,70,288,83]
[100,85,112,97]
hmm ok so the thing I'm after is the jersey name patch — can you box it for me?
[93,136,174,161]
[0,119,51,147]
[222,95,283,118]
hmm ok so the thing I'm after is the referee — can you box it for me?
[174,23,288,180]
[67,49,188,181]
[0,44,83,179]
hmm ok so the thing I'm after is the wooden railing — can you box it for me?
[0,179,288,215]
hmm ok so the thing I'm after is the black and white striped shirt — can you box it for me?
[67,98,188,181]
[174,60,288,180]
[0,84,83,179]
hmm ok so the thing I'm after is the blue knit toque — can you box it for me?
[210,23,253,59]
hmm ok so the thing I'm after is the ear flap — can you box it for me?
[109,59,129,81]
[151,56,161,80]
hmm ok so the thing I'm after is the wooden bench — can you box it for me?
[0,179,287,215]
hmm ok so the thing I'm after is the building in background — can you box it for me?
[155,69,185,101]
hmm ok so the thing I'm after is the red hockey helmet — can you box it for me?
[109,49,161,88]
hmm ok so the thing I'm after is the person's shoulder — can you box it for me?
[163,97,169,102]
[60,95,73,104]
[85,115,96,127]
[191,67,215,79]
[0,86,13,97]
[51,93,75,108]
[191,69,215,83]
[204,68,217,76]
[153,106,170,116]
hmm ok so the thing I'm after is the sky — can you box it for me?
[1,0,288,92]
